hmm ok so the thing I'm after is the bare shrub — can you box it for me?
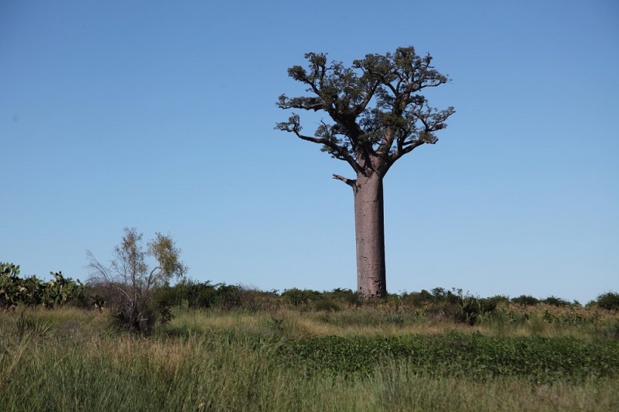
[87,228,186,333]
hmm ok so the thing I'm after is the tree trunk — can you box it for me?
[353,173,387,298]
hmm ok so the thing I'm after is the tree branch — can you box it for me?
[146,266,161,294]
[87,250,134,303]
[332,174,356,187]
[290,128,363,175]
[277,47,454,182]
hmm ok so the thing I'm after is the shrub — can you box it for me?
[1,263,23,309]
[87,228,187,333]
[12,312,52,339]
[281,288,321,306]
[479,295,508,313]
[1,263,85,310]
[183,280,218,309]
[512,295,540,306]
[41,271,85,308]
[235,287,280,312]
[324,288,361,306]
[542,296,571,307]
[400,289,434,307]
[214,284,243,310]
[595,292,619,311]
[154,285,183,308]
[313,298,341,312]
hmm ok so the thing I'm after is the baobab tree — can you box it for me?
[276,46,454,298]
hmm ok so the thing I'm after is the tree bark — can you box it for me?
[353,173,387,298]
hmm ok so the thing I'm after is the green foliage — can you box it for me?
[511,295,580,309]
[12,312,52,339]
[276,47,455,162]
[153,280,280,312]
[141,283,604,331]
[323,288,361,306]
[599,320,619,340]
[214,284,243,309]
[396,288,494,325]
[385,313,405,327]
[512,295,540,306]
[594,292,619,311]
[155,279,217,309]
[400,289,435,306]
[189,281,217,308]
[1,307,619,410]
[543,296,572,307]
[0,263,22,309]
[87,228,187,333]
[42,271,85,308]
[281,288,321,306]
[1,262,20,277]
[0,263,85,309]
[277,333,619,383]
[312,298,341,312]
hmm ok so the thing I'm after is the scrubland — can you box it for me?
[1,298,619,411]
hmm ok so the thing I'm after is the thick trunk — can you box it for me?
[353,173,387,298]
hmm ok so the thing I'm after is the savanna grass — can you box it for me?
[1,306,618,411]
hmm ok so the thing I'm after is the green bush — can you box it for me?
[0,263,84,309]
[1,263,23,309]
[324,288,361,306]
[281,288,321,306]
[542,296,571,307]
[512,295,540,306]
[595,292,619,311]
[214,284,243,309]
[400,289,434,307]
[42,271,84,308]
[313,298,340,312]
[184,280,218,308]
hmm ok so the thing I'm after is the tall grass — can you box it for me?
[1,307,618,411]
[165,304,619,340]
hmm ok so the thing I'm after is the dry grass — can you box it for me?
[166,304,619,341]
[1,306,618,411]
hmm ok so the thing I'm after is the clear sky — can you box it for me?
[1,0,618,304]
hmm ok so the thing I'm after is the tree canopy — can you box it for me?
[276,46,455,181]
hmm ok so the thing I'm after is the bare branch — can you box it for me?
[277,117,364,174]
[332,174,356,187]
[86,250,133,303]
[391,139,426,164]
[145,266,160,294]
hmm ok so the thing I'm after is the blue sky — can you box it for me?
[1,0,617,304]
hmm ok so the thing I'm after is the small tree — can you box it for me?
[87,228,187,332]
[277,46,454,298]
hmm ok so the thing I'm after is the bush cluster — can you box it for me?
[593,292,619,311]
[4,258,618,332]
[398,288,507,325]
[149,282,619,327]
[0,263,86,310]
[511,295,573,307]
[154,280,279,312]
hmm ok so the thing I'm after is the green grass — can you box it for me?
[277,333,619,382]
[1,306,618,411]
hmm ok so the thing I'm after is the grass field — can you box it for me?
[1,304,618,411]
